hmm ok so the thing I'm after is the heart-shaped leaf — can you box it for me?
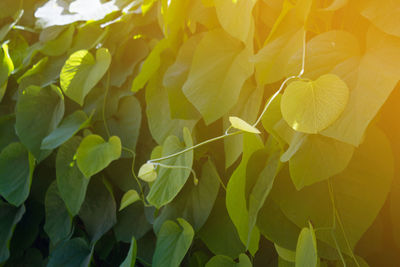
[60,48,111,105]
[152,218,194,267]
[76,135,121,178]
[281,74,349,134]
[138,163,157,182]
[15,85,65,160]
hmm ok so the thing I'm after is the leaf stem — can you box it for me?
[147,130,243,164]
[154,162,198,185]
[328,180,360,267]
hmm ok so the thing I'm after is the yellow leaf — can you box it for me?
[229,116,260,134]
[281,74,349,134]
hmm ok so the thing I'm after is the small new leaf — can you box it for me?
[229,116,261,134]
[138,163,157,182]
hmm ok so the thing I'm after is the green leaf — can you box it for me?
[76,135,121,178]
[79,177,117,243]
[280,132,306,163]
[0,201,25,263]
[47,238,92,267]
[17,56,66,92]
[0,143,34,206]
[281,74,349,134]
[60,48,111,105]
[214,0,256,42]
[7,32,28,72]
[247,141,281,247]
[229,116,261,134]
[226,133,263,255]
[120,237,137,267]
[113,202,152,243]
[295,223,318,267]
[0,43,14,102]
[163,34,202,121]
[138,163,157,182]
[41,110,91,150]
[147,128,194,209]
[254,27,304,86]
[273,127,393,255]
[152,218,194,267]
[56,136,89,216]
[153,159,220,232]
[321,28,400,146]
[199,196,245,258]
[0,115,18,153]
[288,134,354,190]
[286,30,360,80]
[106,96,142,155]
[131,39,169,92]
[15,85,65,160]
[119,190,140,211]
[188,251,209,267]
[44,181,72,245]
[182,28,254,124]
[253,0,311,84]
[110,38,148,87]
[257,197,300,251]
[40,24,75,56]
[146,63,197,144]
[69,22,108,52]
[205,253,252,267]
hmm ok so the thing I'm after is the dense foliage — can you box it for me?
[0,0,400,266]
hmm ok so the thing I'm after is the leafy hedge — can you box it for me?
[1,0,400,266]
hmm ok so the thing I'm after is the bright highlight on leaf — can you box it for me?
[229,116,261,134]
[60,48,111,106]
[138,163,157,182]
[281,74,349,134]
[119,190,141,211]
